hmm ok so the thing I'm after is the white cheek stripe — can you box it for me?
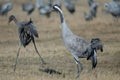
[54,6,63,14]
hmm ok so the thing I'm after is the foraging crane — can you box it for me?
[9,15,45,71]
[84,12,93,21]
[0,2,13,16]
[90,2,98,17]
[63,0,76,14]
[22,2,35,15]
[36,0,52,17]
[84,0,98,21]
[52,5,103,78]
[104,1,120,21]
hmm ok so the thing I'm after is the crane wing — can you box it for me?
[28,22,39,37]
[23,20,39,38]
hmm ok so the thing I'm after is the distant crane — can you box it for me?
[22,2,35,15]
[90,1,98,18]
[84,0,98,21]
[84,12,93,21]
[52,4,103,78]
[9,15,45,71]
[36,0,52,17]
[104,0,120,21]
[63,0,76,14]
[0,2,13,16]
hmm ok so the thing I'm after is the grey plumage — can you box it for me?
[9,15,45,71]
[90,2,98,17]
[84,0,98,21]
[36,0,52,17]
[104,1,120,20]
[0,2,13,16]
[22,2,35,15]
[52,5,103,78]
[64,0,76,14]
[84,12,93,21]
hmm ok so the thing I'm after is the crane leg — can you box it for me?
[13,44,21,71]
[74,57,83,78]
[32,40,45,64]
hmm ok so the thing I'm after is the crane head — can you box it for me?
[8,15,15,23]
[52,4,62,12]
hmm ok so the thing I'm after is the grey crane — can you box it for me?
[84,0,98,21]
[22,2,35,15]
[90,2,98,17]
[104,1,120,21]
[0,2,13,16]
[84,12,93,21]
[52,5,103,78]
[63,0,76,14]
[9,15,45,71]
[36,0,52,17]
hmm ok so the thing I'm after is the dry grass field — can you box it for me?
[0,0,120,80]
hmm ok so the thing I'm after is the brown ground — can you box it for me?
[0,0,120,80]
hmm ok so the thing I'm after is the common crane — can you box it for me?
[84,12,93,21]
[63,0,76,14]
[0,2,13,16]
[36,0,52,17]
[90,2,98,17]
[84,0,98,21]
[22,2,35,15]
[9,15,45,71]
[104,1,120,21]
[52,5,103,78]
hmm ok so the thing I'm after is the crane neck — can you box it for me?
[13,18,20,26]
[55,6,73,35]
[59,11,64,23]
[57,7,64,23]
